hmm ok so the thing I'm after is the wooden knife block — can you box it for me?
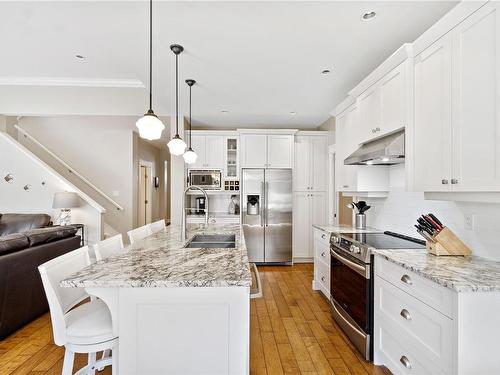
[426,227,471,256]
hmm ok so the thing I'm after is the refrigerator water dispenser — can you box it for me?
[246,195,260,215]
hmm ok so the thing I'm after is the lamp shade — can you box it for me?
[136,112,165,140]
[52,192,81,209]
[167,135,187,156]
[183,148,198,164]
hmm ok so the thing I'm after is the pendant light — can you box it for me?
[183,79,197,164]
[167,44,187,156]
[136,0,165,141]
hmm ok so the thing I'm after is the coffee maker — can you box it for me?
[195,197,206,215]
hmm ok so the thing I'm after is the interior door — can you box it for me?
[242,169,265,263]
[189,135,206,169]
[310,136,327,191]
[413,33,453,191]
[264,169,292,263]
[242,134,267,168]
[267,135,293,168]
[205,136,224,169]
[293,135,311,191]
[452,3,500,191]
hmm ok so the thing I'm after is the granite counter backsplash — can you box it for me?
[60,224,251,289]
[374,249,500,293]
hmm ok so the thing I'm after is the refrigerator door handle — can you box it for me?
[260,181,265,227]
[265,181,269,227]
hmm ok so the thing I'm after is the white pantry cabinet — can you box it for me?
[413,3,500,192]
[189,134,225,170]
[293,192,326,261]
[239,130,296,168]
[294,133,328,192]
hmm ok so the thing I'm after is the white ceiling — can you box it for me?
[0,1,457,129]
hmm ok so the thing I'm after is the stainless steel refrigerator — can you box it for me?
[242,169,292,264]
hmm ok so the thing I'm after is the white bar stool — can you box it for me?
[127,225,152,244]
[94,234,124,261]
[149,219,166,234]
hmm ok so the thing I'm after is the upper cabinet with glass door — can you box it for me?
[224,136,239,179]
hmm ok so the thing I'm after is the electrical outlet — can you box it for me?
[464,214,474,230]
[112,190,120,197]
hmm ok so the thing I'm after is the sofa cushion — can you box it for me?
[0,213,52,236]
[0,233,30,255]
[24,226,77,246]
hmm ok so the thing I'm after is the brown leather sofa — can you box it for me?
[0,213,81,338]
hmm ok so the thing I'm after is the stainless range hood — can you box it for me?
[344,129,405,165]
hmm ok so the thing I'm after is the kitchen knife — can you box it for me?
[417,218,435,233]
[416,229,435,243]
[428,213,444,228]
[424,215,442,231]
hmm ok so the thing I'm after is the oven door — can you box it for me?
[330,246,371,359]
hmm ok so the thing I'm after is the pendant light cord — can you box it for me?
[149,0,153,112]
[175,53,179,135]
[189,85,192,148]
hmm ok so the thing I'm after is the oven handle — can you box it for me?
[330,248,370,279]
[331,299,367,340]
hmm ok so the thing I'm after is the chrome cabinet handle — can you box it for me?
[441,179,449,184]
[451,178,458,184]
[375,127,380,132]
[342,185,349,188]
[400,309,412,320]
[321,252,326,257]
[321,234,326,239]
[401,274,412,285]
[400,356,412,369]
[321,276,326,282]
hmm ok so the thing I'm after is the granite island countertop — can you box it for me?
[374,249,500,293]
[313,224,382,234]
[60,224,251,288]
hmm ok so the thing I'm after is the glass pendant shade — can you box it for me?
[136,110,165,140]
[167,134,187,156]
[183,148,197,164]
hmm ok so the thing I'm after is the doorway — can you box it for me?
[138,163,153,226]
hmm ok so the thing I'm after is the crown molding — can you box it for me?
[0,76,145,88]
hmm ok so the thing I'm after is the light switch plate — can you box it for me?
[112,190,120,197]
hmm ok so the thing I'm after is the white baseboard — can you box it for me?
[293,257,314,263]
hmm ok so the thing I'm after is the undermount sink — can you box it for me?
[185,234,236,249]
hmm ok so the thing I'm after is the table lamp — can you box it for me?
[52,191,80,226]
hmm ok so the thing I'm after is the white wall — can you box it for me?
[365,165,500,261]
[0,132,104,243]
[17,116,137,238]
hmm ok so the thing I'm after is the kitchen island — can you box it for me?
[61,224,251,375]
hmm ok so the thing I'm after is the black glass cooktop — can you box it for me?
[342,231,425,249]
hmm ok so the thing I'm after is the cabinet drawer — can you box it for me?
[314,240,330,266]
[314,229,330,247]
[375,256,454,318]
[376,323,445,375]
[314,258,330,295]
[375,276,453,374]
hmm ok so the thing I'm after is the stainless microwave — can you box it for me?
[188,169,222,190]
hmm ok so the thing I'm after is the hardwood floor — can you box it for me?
[0,264,388,375]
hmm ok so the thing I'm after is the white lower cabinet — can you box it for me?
[374,256,500,375]
[293,193,327,261]
[312,228,330,298]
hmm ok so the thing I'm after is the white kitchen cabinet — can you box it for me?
[413,33,453,192]
[224,136,239,179]
[374,255,500,375]
[312,228,330,298]
[267,134,294,168]
[413,3,500,193]
[240,131,295,168]
[357,61,408,143]
[294,133,328,192]
[188,134,224,169]
[292,191,327,261]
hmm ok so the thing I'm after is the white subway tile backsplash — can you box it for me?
[365,191,500,260]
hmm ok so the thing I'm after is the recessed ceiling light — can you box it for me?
[321,69,331,75]
[290,111,297,115]
[221,110,229,114]
[75,54,85,60]
[361,11,376,21]
[365,160,374,165]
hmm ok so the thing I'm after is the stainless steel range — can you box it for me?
[329,231,425,361]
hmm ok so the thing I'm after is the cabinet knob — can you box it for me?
[400,309,412,321]
[375,127,380,132]
[321,234,326,239]
[451,178,458,184]
[321,252,326,257]
[441,179,449,185]
[400,356,412,369]
[400,274,412,285]
[342,185,349,189]
[321,276,326,282]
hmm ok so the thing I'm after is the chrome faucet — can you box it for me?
[181,186,209,240]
